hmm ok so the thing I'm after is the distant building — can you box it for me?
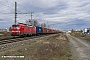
[68,30,71,33]
[83,28,90,35]
[0,29,7,32]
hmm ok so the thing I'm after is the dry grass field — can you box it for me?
[0,33,72,60]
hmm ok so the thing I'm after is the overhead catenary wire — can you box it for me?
[4,0,33,14]
[0,0,37,19]
[3,0,41,20]
[3,0,42,22]
[0,0,52,28]
[0,1,34,24]
[0,0,28,15]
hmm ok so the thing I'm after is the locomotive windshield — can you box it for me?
[12,25,19,28]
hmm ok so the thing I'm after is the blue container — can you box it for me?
[35,26,42,34]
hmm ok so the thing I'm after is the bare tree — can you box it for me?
[33,20,39,26]
[41,23,44,27]
[41,23,46,28]
[43,23,46,27]
[38,23,41,27]
[25,19,32,25]
[25,19,39,26]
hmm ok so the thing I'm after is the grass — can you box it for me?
[0,33,72,60]
[70,32,90,43]
[0,33,3,37]
[0,32,10,37]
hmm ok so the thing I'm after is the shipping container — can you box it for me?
[42,28,47,34]
[52,30,55,33]
[47,29,52,33]
[35,26,42,34]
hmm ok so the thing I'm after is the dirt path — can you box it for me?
[66,34,90,60]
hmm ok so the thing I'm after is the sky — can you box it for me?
[0,0,90,30]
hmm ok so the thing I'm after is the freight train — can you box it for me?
[10,23,60,37]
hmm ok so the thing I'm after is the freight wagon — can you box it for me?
[35,26,42,35]
[47,29,52,34]
[42,28,47,34]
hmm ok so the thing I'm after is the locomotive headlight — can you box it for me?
[17,28,20,29]
[17,30,20,32]
[17,28,20,32]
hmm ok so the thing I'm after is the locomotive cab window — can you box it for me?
[12,25,19,28]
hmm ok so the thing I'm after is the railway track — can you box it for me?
[0,36,17,41]
[0,34,58,51]
[0,34,51,45]
[0,34,59,52]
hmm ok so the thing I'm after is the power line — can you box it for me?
[0,1,14,11]
[0,1,46,25]
[14,2,35,24]
[4,0,30,14]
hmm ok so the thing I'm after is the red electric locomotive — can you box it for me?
[10,23,36,36]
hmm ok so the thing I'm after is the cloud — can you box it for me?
[0,0,90,30]
[27,0,64,9]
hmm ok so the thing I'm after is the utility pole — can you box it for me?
[14,2,34,24]
[30,12,34,20]
[15,2,17,24]
[47,21,49,29]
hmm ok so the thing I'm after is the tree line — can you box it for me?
[25,19,47,28]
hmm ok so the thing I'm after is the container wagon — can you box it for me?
[42,28,47,34]
[47,29,52,34]
[35,26,42,35]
